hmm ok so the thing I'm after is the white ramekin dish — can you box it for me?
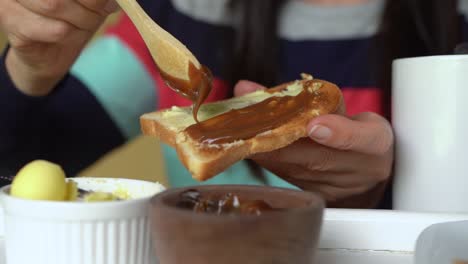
[0,177,165,264]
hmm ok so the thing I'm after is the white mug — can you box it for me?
[392,55,468,213]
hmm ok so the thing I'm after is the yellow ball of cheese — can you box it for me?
[10,160,67,201]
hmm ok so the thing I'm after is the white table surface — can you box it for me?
[1,208,467,263]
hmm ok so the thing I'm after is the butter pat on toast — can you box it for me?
[140,75,344,181]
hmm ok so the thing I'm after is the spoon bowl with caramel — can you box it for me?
[149,185,324,264]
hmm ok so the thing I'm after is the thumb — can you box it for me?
[233,80,266,97]
[104,0,120,14]
[306,112,394,155]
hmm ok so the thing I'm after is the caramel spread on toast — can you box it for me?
[160,62,213,122]
[185,79,324,145]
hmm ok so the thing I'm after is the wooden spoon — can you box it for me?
[114,0,212,121]
[114,0,201,83]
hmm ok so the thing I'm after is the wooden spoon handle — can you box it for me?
[114,0,161,39]
[114,0,200,80]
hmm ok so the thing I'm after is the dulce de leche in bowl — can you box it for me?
[149,185,324,264]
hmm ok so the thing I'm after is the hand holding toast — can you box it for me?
[0,0,118,96]
[235,81,394,209]
[141,75,344,180]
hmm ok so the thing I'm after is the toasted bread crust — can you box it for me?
[140,78,344,181]
[141,116,177,147]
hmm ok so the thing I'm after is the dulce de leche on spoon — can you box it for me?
[115,0,212,121]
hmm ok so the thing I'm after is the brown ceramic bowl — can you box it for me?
[149,185,324,264]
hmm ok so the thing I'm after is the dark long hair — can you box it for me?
[226,0,284,88]
[227,0,461,117]
[377,0,460,118]
[226,0,461,180]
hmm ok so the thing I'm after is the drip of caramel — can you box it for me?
[185,81,323,144]
[159,63,213,122]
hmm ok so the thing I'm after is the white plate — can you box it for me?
[0,208,467,263]
[414,220,468,264]
[318,209,468,264]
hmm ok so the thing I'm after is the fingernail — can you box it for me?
[308,125,332,140]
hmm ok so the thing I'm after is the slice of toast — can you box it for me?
[140,75,345,181]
